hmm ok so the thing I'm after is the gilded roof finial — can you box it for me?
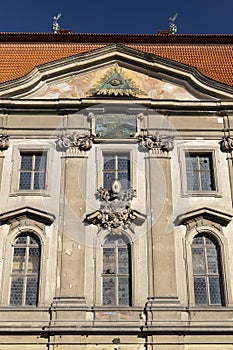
[169,13,178,34]
[52,13,61,33]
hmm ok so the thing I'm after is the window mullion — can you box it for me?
[31,154,36,190]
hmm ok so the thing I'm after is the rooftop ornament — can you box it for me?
[52,13,61,33]
[169,13,178,34]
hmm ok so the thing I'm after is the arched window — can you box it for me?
[191,234,224,306]
[9,233,41,306]
[102,235,131,306]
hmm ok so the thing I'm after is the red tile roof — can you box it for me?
[0,33,232,86]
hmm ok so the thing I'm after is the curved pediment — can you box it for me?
[0,44,232,100]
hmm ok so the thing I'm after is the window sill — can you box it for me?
[10,190,51,197]
[182,191,222,198]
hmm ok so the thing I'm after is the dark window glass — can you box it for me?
[19,152,47,190]
[10,233,41,306]
[102,235,131,305]
[185,153,215,191]
[191,234,224,306]
[103,153,130,191]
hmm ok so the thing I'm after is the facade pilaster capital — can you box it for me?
[0,134,9,151]
[219,135,233,153]
[137,129,174,156]
[56,131,94,153]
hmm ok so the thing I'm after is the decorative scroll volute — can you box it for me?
[137,129,174,155]
[56,131,94,152]
[0,135,9,151]
[219,135,233,153]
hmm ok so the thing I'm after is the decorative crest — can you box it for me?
[169,13,178,34]
[52,13,61,33]
[85,180,146,233]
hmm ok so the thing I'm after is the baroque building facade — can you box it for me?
[0,32,232,349]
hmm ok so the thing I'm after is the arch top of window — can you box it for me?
[103,233,131,246]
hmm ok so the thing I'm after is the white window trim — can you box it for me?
[178,146,222,197]
[0,226,49,307]
[184,226,232,308]
[10,144,54,197]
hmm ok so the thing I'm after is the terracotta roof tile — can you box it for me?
[0,33,232,86]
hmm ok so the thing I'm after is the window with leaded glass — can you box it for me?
[185,153,215,191]
[102,235,131,306]
[103,153,130,191]
[19,152,47,190]
[191,234,224,306]
[10,233,41,306]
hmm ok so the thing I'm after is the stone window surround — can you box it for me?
[96,145,136,191]
[178,145,221,197]
[94,229,135,307]
[0,207,53,307]
[9,143,54,197]
[184,222,233,308]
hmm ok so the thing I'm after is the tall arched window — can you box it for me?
[191,234,224,306]
[102,235,131,306]
[9,233,41,306]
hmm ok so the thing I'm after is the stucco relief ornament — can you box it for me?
[219,135,233,153]
[56,131,94,152]
[137,129,174,155]
[0,135,9,151]
[85,180,146,232]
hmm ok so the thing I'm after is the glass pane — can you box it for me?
[194,277,207,305]
[103,172,115,190]
[28,247,40,273]
[192,236,203,245]
[186,170,199,191]
[103,276,115,305]
[185,155,197,170]
[118,247,129,274]
[34,172,46,190]
[104,156,115,170]
[25,277,39,305]
[103,247,115,274]
[118,157,129,171]
[200,170,213,191]
[15,235,27,245]
[30,235,40,245]
[118,172,130,190]
[207,247,219,274]
[10,277,24,305]
[209,277,222,305]
[34,154,46,170]
[192,247,205,274]
[199,156,211,170]
[118,277,129,305]
[205,237,215,246]
[12,248,26,273]
[19,172,31,190]
[20,154,33,170]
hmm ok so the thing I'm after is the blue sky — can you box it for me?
[0,0,232,34]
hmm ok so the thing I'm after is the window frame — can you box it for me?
[179,146,221,197]
[102,234,132,306]
[96,146,135,191]
[191,233,224,306]
[10,144,53,197]
[9,233,41,306]
[184,227,231,308]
